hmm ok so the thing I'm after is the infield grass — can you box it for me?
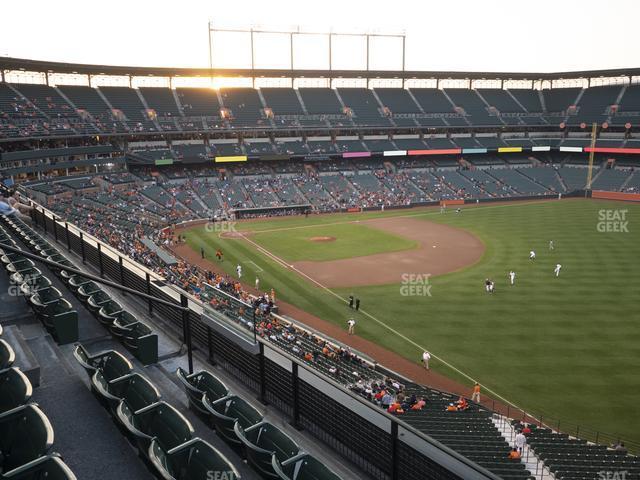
[184,199,640,444]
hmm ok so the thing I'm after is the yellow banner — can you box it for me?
[215,155,247,163]
[497,147,523,153]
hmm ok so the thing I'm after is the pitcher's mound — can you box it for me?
[309,236,336,243]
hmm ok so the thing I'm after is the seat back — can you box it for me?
[102,351,134,381]
[0,368,33,414]
[120,374,161,413]
[0,339,16,370]
[273,453,343,480]
[144,402,194,451]
[0,454,77,480]
[0,404,54,471]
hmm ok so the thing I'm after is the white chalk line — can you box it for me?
[236,226,535,417]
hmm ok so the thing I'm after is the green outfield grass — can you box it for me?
[184,199,640,444]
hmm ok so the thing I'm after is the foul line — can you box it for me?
[236,204,549,417]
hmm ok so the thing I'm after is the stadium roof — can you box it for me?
[2,56,640,81]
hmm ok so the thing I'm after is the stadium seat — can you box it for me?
[272,453,342,480]
[234,421,300,478]
[19,275,51,297]
[0,340,16,370]
[116,401,194,459]
[176,368,229,416]
[86,291,112,314]
[0,454,77,480]
[72,344,132,380]
[0,368,33,414]
[76,282,102,303]
[92,371,160,415]
[67,275,91,293]
[10,268,41,285]
[96,300,124,326]
[0,404,54,472]
[203,395,263,447]
[148,438,240,480]
[6,258,35,275]
[36,299,78,345]
[108,310,138,337]
[29,287,62,313]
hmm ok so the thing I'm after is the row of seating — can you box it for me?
[0,220,78,345]
[3,216,158,364]
[0,308,76,479]
[513,422,639,479]
[73,343,241,480]
[176,367,342,480]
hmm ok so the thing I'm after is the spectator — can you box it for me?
[472,383,481,403]
[515,431,527,453]
[508,448,521,460]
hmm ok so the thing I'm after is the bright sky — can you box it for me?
[1,0,638,73]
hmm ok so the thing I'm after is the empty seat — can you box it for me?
[76,282,101,303]
[116,401,194,460]
[149,438,240,480]
[87,291,112,313]
[176,368,229,416]
[72,344,132,381]
[109,319,158,366]
[19,276,51,297]
[0,454,77,480]
[0,404,54,472]
[0,340,16,370]
[96,300,123,326]
[37,299,78,345]
[10,268,41,285]
[92,371,160,415]
[6,258,35,275]
[29,287,62,313]
[67,275,91,293]
[203,395,263,447]
[235,421,300,478]
[272,453,342,480]
[0,368,33,414]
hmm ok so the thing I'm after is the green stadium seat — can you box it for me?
[72,344,132,380]
[76,282,101,303]
[108,311,138,337]
[96,300,123,326]
[234,421,300,478]
[0,340,16,370]
[116,401,194,460]
[67,275,91,293]
[0,454,77,480]
[117,322,157,366]
[37,299,78,345]
[0,368,33,414]
[86,291,112,314]
[149,438,240,480]
[6,258,35,275]
[0,404,54,473]
[1,253,24,266]
[10,268,41,285]
[19,275,51,297]
[92,371,160,415]
[272,453,342,480]
[176,368,229,416]
[29,287,62,313]
[203,395,263,447]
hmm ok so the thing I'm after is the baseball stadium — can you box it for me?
[1,3,639,480]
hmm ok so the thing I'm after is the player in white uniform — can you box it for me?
[508,271,516,285]
[529,250,536,260]
[549,240,554,250]
[554,264,562,277]
[236,264,242,278]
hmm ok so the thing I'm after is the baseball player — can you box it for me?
[554,264,562,277]
[529,250,536,260]
[508,270,516,285]
[236,264,242,278]
[347,318,356,335]
[549,240,554,250]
